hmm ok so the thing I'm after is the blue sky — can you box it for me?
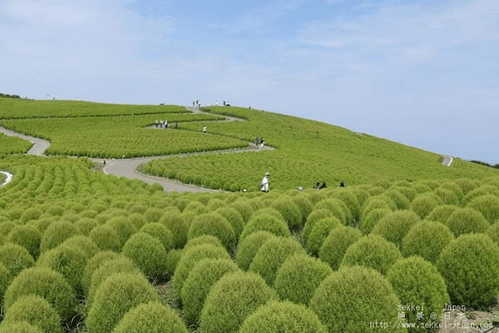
[1,0,498,162]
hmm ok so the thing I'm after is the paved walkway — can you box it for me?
[0,107,273,192]
[0,171,13,187]
[442,155,454,167]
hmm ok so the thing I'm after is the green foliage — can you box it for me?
[89,225,121,252]
[230,201,254,222]
[341,235,402,274]
[271,197,303,230]
[0,322,43,333]
[249,237,305,286]
[160,213,189,248]
[184,235,223,250]
[0,263,10,302]
[140,223,174,252]
[426,205,459,223]
[181,258,240,325]
[188,213,236,251]
[122,233,168,280]
[199,271,276,333]
[86,273,160,333]
[310,266,404,333]
[236,231,275,270]
[0,133,32,154]
[411,194,441,219]
[74,218,99,236]
[319,226,363,270]
[305,217,342,255]
[37,245,87,291]
[313,199,349,225]
[446,208,489,237]
[437,233,499,309]
[371,210,420,247]
[274,254,332,305]
[0,243,35,278]
[239,301,327,333]
[3,295,63,333]
[62,236,99,259]
[106,217,137,248]
[82,251,121,295]
[165,249,182,277]
[239,214,290,241]
[4,267,76,321]
[172,244,229,296]
[215,207,245,239]
[434,188,460,205]
[360,208,391,234]
[40,221,80,253]
[387,257,449,333]
[402,221,454,263]
[112,302,188,333]
[467,195,499,223]
[487,222,499,244]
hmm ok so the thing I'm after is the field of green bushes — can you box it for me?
[142,106,498,191]
[0,134,31,155]
[0,155,498,332]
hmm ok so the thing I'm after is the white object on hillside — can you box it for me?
[0,171,13,187]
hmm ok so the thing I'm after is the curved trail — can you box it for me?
[0,107,274,192]
[0,171,13,187]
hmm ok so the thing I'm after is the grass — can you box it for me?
[141,106,498,191]
[0,133,32,154]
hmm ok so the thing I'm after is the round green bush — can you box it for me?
[341,235,401,274]
[29,218,54,234]
[188,213,236,251]
[487,222,499,244]
[215,207,244,239]
[87,257,142,305]
[181,258,240,325]
[173,244,229,296]
[40,221,80,253]
[3,295,63,333]
[401,221,454,263]
[313,199,349,225]
[86,273,160,333]
[74,218,99,236]
[439,182,465,200]
[144,207,164,223]
[199,272,276,333]
[184,235,223,250]
[359,208,391,234]
[240,301,327,333]
[239,214,290,241]
[112,301,188,333]
[331,190,361,222]
[230,201,253,222]
[183,201,208,215]
[463,185,499,204]
[122,232,168,280]
[4,267,76,321]
[89,225,121,252]
[361,196,396,220]
[392,186,417,202]
[274,254,332,305]
[128,213,146,230]
[302,209,335,242]
[310,266,403,333]
[249,237,306,286]
[387,257,449,331]
[252,207,284,221]
[271,197,303,230]
[291,194,314,222]
[106,217,137,247]
[160,213,189,248]
[437,233,499,308]
[140,223,174,252]
[446,208,489,237]
[164,249,182,277]
[467,195,499,224]
[62,236,99,259]
[306,217,342,256]
[8,225,41,258]
[236,231,275,270]
[37,245,87,291]
[20,208,43,224]
[0,322,42,333]
[454,178,479,194]
[0,222,16,238]
[82,251,121,295]
[434,188,460,206]
[0,243,35,278]
[319,226,362,270]
[426,205,459,224]
[411,194,441,219]
[385,189,411,210]
[371,210,420,247]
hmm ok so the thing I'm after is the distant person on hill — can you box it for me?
[260,138,265,149]
[155,120,159,128]
[202,126,207,134]
[319,182,327,190]
[315,182,321,190]
[255,137,261,147]
[164,120,168,129]
[339,181,346,188]
[260,172,270,192]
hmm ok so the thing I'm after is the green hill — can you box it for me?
[0,98,496,190]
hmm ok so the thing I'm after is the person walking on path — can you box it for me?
[164,120,168,129]
[202,126,207,134]
[260,172,270,192]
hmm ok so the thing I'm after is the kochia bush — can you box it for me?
[122,232,168,280]
[188,213,236,251]
[199,272,276,333]
[305,217,341,256]
[0,243,35,278]
[0,322,42,333]
[437,234,499,309]
[62,235,99,259]
[236,231,275,270]
[239,214,290,241]
[112,302,188,333]
[310,266,403,333]
[401,221,454,263]
[89,225,121,252]
[239,301,327,333]
[341,235,401,274]
[140,223,174,252]
[274,254,332,305]
[82,251,121,295]
[215,207,245,239]
[411,194,441,219]
[467,195,499,224]
[40,221,80,253]
[426,205,459,224]
[160,213,189,248]
[7,225,41,258]
[3,295,63,333]
[371,210,420,248]
[271,197,303,230]
[318,226,362,270]
[446,208,489,237]
[359,208,392,234]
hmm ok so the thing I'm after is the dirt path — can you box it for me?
[0,107,274,192]
[0,171,13,187]
[0,126,50,156]
[442,155,454,167]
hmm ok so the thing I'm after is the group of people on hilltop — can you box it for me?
[259,173,346,193]
[255,137,265,149]
[155,120,177,129]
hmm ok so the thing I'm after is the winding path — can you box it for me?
[442,155,454,167]
[0,171,13,187]
[0,107,274,192]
